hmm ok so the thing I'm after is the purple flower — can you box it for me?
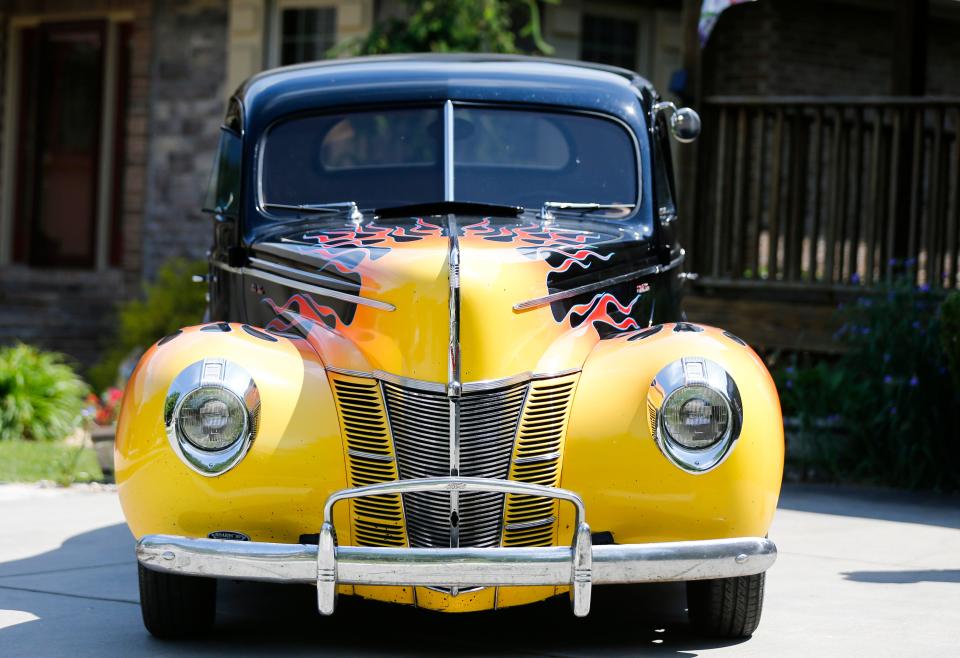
[912,320,922,330]
[888,258,900,267]
[909,375,919,387]
[851,272,861,284]
[786,366,796,375]
[889,405,898,416]
[884,375,893,384]
[786,380,794,389]
[860,327,871,335]
[905,258,917,267]
[918,283,930,293]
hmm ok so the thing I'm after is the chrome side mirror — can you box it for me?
[652,102,702,144]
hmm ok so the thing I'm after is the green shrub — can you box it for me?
[0,344,89,441]
[778,277,960,491]
[90,258,207,390]
[941,291,960,387]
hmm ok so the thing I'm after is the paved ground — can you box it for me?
[0,483,957,657]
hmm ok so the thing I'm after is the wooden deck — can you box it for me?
[679,95,960,353]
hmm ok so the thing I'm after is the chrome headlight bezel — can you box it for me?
[649,357,743,474]
[164,359,260,476]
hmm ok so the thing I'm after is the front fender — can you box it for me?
[115,324,352,542]
[559,323,784,544]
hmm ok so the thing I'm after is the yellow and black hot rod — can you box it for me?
[117,55,783,639]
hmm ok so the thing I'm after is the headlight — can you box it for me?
[177,387,247,450]
[649,357,742,473]
[165,359,260,476]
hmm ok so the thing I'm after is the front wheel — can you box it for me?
[686,572,765,638]
[138,563,217,639]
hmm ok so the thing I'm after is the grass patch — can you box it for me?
[0,440,103,485]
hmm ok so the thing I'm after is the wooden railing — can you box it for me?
[687,96,960,291]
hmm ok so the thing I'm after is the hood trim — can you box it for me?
[324,366,581,394]
[512,251,685,312]
[446,210,462,554]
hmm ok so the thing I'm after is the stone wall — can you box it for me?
[143,0,228,279]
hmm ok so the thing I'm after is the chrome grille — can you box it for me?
[330,377,405,547]
[503,375,577,547]
[383,380,527,548]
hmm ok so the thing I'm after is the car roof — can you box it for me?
[236,54,657,135]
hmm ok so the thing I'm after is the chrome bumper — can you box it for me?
[136,477,777,617]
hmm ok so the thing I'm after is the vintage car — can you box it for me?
[117,55,783,640]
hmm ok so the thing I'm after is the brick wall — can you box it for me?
[704,0,960,97]
[142,0,228,279]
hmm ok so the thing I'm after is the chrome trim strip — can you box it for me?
[246,267,396,312]
[447,212,462,557]
[323,366,581,394]
[512,451,562,466]
[326,366,447,393]
[247,256,362,292]
[513,251,685,312]
[444,99,455,201]
[505,516,556,531]
[212,259,395,311]
[322,477,586,528]
[347,449,395,463]
[210,259,244,275]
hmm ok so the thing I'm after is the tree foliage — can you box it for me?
[343,0,557,56]
[89,258,208,391]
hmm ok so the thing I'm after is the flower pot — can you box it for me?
[90,424,116,476]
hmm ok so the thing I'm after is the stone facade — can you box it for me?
[143,0,228,279]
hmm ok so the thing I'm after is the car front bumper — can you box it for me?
[136,477,777,617]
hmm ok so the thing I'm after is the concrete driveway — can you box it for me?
[1,483,957,657]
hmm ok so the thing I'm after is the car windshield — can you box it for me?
[259,105,640,223]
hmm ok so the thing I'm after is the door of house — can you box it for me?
[13,21,107,269]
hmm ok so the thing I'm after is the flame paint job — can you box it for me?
[117,322,783,612]
[117,57,782,616]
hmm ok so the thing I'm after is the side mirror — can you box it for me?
[652,102,702,144]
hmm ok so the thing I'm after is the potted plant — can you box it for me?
[85,387,123,476]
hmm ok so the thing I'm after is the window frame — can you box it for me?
[203,125,243,219]
[267,0,340,69]
[254,101,645,225]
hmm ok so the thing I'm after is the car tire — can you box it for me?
[138,563,217,639]
[686,572,765,638]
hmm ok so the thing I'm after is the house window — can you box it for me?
[6,19,130,269]
[280,6,337,65]
[580,14,638,70]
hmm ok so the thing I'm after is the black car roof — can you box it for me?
[236,54,658,135]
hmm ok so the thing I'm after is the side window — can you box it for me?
[204,127,241,217]
[653,117,677,222]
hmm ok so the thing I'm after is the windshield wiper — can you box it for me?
[540,201,635,220]
[263,201,363,222]
[375,201,523,219]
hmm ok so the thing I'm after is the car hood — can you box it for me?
[244,214,658,384]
